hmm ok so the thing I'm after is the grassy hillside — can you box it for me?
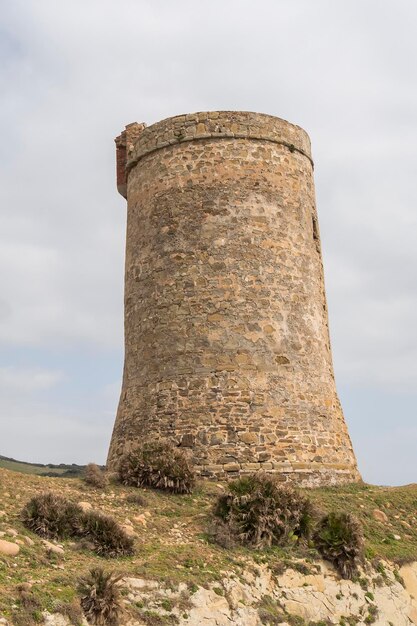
[0,455,86,477]
[0,467,417,623]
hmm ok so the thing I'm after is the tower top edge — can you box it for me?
[117,111,313,171]
[145,110,310,137]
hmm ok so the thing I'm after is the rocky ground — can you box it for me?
[1,467,417,625]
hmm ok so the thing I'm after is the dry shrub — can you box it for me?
[54,599,84,626]
[21,492,82,539]
[208,518,237,549]
[84,463,108,489]
[21,492,134,558]
[12,586,42,626]
[118,440,195,494]
[137,611,179,625]
[78,567,123,626]
[80,511,134,558]
[126,492,148,506]
[256,595,288,625]
[313,512,364,579]
[213,473,314,548]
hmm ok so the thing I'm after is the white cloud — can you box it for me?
[0,397,112,464]
[0,366,63,392]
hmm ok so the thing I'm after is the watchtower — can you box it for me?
[107,111,360,486]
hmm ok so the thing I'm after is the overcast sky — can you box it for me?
[0,0,416,485]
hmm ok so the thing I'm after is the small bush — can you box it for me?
[78,567,123,626]
[21,492,134,558]
[313,512,364,579]
[12,587,43,626]
[257,595,287,625]
[21,492,82,539]
[80,511,134,558]
[213,473,314,548]
[126,492,148,506]
[54,599,84,626]
[118,440,196,494]
[84,463,108,489]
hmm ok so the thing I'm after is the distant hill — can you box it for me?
[0,455,86,477]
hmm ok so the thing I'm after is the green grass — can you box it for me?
[0,455,85,477]
[309,482,417,564]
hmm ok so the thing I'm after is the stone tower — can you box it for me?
[107,111,360,486]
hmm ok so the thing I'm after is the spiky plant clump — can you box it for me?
[21,492,134,558]
[118,440,196,494]
[80,510,134,557]
[313,512,364,579]
[84,463,108,489]
[213,473,314,548]
[78,568,123,626]
[21,492,82,539]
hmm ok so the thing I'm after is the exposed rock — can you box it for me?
[77,501,92,512]
[373,508,389,523]
[122,524,136,537]
[121,559,417,626]
[42,540,64,555]
[401,562,417,600]
[22,536,34,546]
[36,557,417,626]
[43,612,88,625]
[0,540,19,556]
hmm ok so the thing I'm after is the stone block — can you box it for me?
[223,463,241,472]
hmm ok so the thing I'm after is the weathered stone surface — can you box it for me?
[42,540,64,555]
[77,501,92,512]
[22,536,34,546]
[121,524,136,537]
[223,463,240,472]
[119,560,417,626]
[373,508,389,523]
[43,612,88,626]
[238,432,258,444]
[410,605,417,626]
[400,562,417,601]
[0,539,19,556]
[107,110,360,486]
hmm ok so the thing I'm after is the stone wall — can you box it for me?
[107,111,359,485]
